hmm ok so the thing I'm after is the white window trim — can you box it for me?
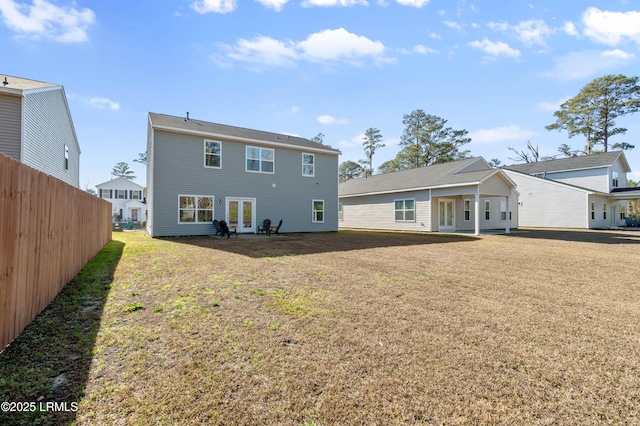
[338,203,343,221]
[484,200,490,221]
[591,202,595,220]
[101,189,111,199]
[395,198,416,222]
[131,190,141,200]
[178,194,214,224]
[117,190,126,199]
[500,200,507,221]
[64,144,69,171]
[204,140,222,169]
[312,199,325,223]
[464,199,471,222]
[302,153,315,177]
[245,146,275,174]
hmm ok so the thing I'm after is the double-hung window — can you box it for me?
[612,171,619,188]
[313,200,324,223]
[484,201,490,221]
[500,201,507,221]
[246,146,274,173]
[131,190,142,200]
[603,203,607,220]
[64,145,69,171]
[101,190,111,199]
[204,140,222,168]
[464,199,471,221]
[179,195,214,224]
[591,202,595,220]
[302,153,314,177]
[338,203,343,221]
[117,190,126,199]
[395,199,415,222]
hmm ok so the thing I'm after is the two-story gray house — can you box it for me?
[146,113,340,237]
[0,74,80,187]
[503,151,640,229]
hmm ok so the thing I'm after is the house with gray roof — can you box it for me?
[503,151,640,229]
[0,74,80,187]
[338,157,518,235]
[146,112,340,237]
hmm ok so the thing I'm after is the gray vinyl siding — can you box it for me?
[149,129,338,237]
[339,190,432,232]
[545,167,607,193]
[0,94,22,160]
[22,88,79,187]
[453,192,518,231]
[506,171,589,228]
[588,195,611,229]
[479,174,513,196]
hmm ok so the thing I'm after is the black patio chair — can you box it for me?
[219,220,237,239]
[270,219,283,236]
[258,219,271,235]
[212,219,223,237]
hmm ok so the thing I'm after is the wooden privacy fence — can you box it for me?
[0,153,112,351]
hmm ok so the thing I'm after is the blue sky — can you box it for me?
[1,0,639,189]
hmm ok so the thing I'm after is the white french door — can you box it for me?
[226,198,256,233]
[438,199,455,232]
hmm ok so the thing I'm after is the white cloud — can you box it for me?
[399,44,439,55]
[428,32,441,39]
[298,28,388,63]
[302,0,367,7]
[469,125,534,144]
[544,49,636,81]
[537,96,570,112]
[338,132,364,149]
[191,0,236,13]
[0,0,95,43]
[395,0,429,8]
[443,20,463,30]
[562,21,579,37]
[317,114,349,125]
[488,19,553,46]
[512,19,552,46]
[468,39,520,59]
[222,35,298,67]
[89,97,120,111]
[255,0,290,11]
[217,28,392,68]
[290,105,299,114]
[582,7,640,46]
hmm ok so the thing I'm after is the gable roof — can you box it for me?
[149,112,341,155]
[96,176,144,190]
[0,74,59,95]
[503,151,630,174]
[339,157,513,197]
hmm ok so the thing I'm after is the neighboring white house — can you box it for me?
[96,177,146,223]
[503,151,640,229]
[0,74,80,187]
[338,157,518,235]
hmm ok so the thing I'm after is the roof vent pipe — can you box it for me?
[2,77,8,86]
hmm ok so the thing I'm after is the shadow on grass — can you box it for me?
[161,229,479,258]
[505,228,640,245]
[0,239,125,426]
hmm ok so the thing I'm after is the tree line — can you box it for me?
[338,73,640,181]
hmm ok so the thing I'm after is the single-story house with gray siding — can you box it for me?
[339,157,518,235]
[146,113,340,237]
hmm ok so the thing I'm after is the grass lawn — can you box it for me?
[2,229,640,425]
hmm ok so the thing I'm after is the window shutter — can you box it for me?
[99,189,102,197]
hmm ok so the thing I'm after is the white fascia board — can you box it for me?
[339,182,481,198]
[152,124,340,156]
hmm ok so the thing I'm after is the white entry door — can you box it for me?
[439,199,455,232]
[226,198,256,233]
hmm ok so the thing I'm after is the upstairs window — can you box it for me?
[131,190,142,200]
[116,190,126,199]
[246,146,274,173]
[204,140,221,168]
[64,145,69,170]
[101,189,111,199]
[302,153,315,177]
[612,171,619,188]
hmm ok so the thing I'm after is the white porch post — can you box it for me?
[505,195,511,234]
[474,192,480,236]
